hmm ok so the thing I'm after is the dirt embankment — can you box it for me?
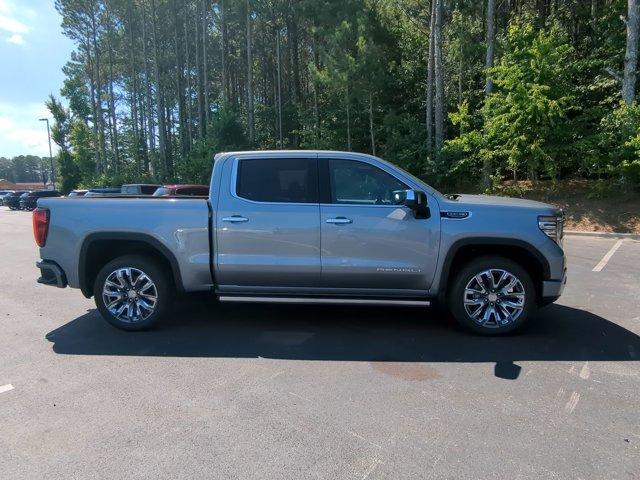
[493,180,640,234]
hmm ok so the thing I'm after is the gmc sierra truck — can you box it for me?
[33,150,566,335]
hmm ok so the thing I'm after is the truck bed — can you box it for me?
[38,197,212,293]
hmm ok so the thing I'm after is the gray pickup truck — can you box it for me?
[33,150,566,335]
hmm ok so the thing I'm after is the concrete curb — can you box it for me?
[565,230,640,240]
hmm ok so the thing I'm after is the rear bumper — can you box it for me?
[36,260,68,288]
[542,269,567,299]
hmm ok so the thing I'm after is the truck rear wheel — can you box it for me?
[93,255,172,331]
[448,256,535,335]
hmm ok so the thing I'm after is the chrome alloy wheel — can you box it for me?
[102,267,158,323]
[463,269,525,328]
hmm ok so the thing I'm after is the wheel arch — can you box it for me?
[79,232,184,298]
[438,237,550,305]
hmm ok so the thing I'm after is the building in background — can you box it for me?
[0,180,50,191]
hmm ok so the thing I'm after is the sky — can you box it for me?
[0,0,74,158]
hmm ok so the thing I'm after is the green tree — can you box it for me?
[46,95,81,193]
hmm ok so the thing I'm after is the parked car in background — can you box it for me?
[121,184,162,195]
[84,188,121,197]
[0,190,14,204]
[153,184,209,197]
[16,192,32,210]
[20,190,62,211]
[67,190,87,197]
[4,191,30,210]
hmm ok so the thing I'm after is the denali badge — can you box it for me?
[376,267,422,273]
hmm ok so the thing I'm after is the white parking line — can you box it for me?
[592,239,624,272]
[0,384,14,394]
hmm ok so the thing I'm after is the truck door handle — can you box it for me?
[326,217,352,224]
[221,215,249,223]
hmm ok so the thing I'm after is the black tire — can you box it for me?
[93,255,173,331]
[448,256,536,335]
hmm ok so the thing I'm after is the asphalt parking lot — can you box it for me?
[1,209,639,479]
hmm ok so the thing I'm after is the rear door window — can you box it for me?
[236,158,318,203]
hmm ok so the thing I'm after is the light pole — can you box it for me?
[39,118,56,190]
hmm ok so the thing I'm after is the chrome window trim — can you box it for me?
[319,202,406,209]
[324,157,410,208]
[230,157,319,206]
[225,152,439,212]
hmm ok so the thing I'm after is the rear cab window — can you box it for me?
[236,158,318,203]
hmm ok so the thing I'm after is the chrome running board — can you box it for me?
[218,296,430,307]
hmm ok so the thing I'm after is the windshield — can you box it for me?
[140,185,160,194]
[153,187,171,196]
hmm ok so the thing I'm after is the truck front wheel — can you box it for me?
[448,256,535,335]
[93,255,173,331]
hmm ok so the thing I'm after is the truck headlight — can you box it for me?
[538,213,564,245]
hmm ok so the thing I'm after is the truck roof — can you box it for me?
[214,150,382,160]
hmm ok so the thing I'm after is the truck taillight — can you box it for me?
[33,207,49,247]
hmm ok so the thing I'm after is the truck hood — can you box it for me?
[447,194,559,212]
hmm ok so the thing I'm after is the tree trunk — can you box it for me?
[246,0,255,144]
[138,88,148,163]
[485,0,496,96]
[482,0,496,189]
[105,11,120,170]
[287,2,301,147]
[202,0,210,122]
[184,10,193,148]
[536,0,549,28]
[85,44,101,175]
[141,3,156,174]
[195,0,206,138]
[368,89,376,156]
[151,0,168,179]
[221,0,229,105]
[426,0,436,157]
[345,83,352,151]
[90,9,107,172]
[174,0,187,158]
[434,0,444,153]
[312,33,320,147]
[623,0,639,105]
[458,42,463,105]
[276,28,283,148]
[126,2,141,174]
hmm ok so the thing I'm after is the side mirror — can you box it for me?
[392,189,430,219]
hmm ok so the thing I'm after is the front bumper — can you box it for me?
[36,260,68,288]
[542,268,567,299]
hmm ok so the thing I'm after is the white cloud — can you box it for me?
[0,102,57,157]
[6,32,23,44]
[0,14,28,34]
[0,1,30,47]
